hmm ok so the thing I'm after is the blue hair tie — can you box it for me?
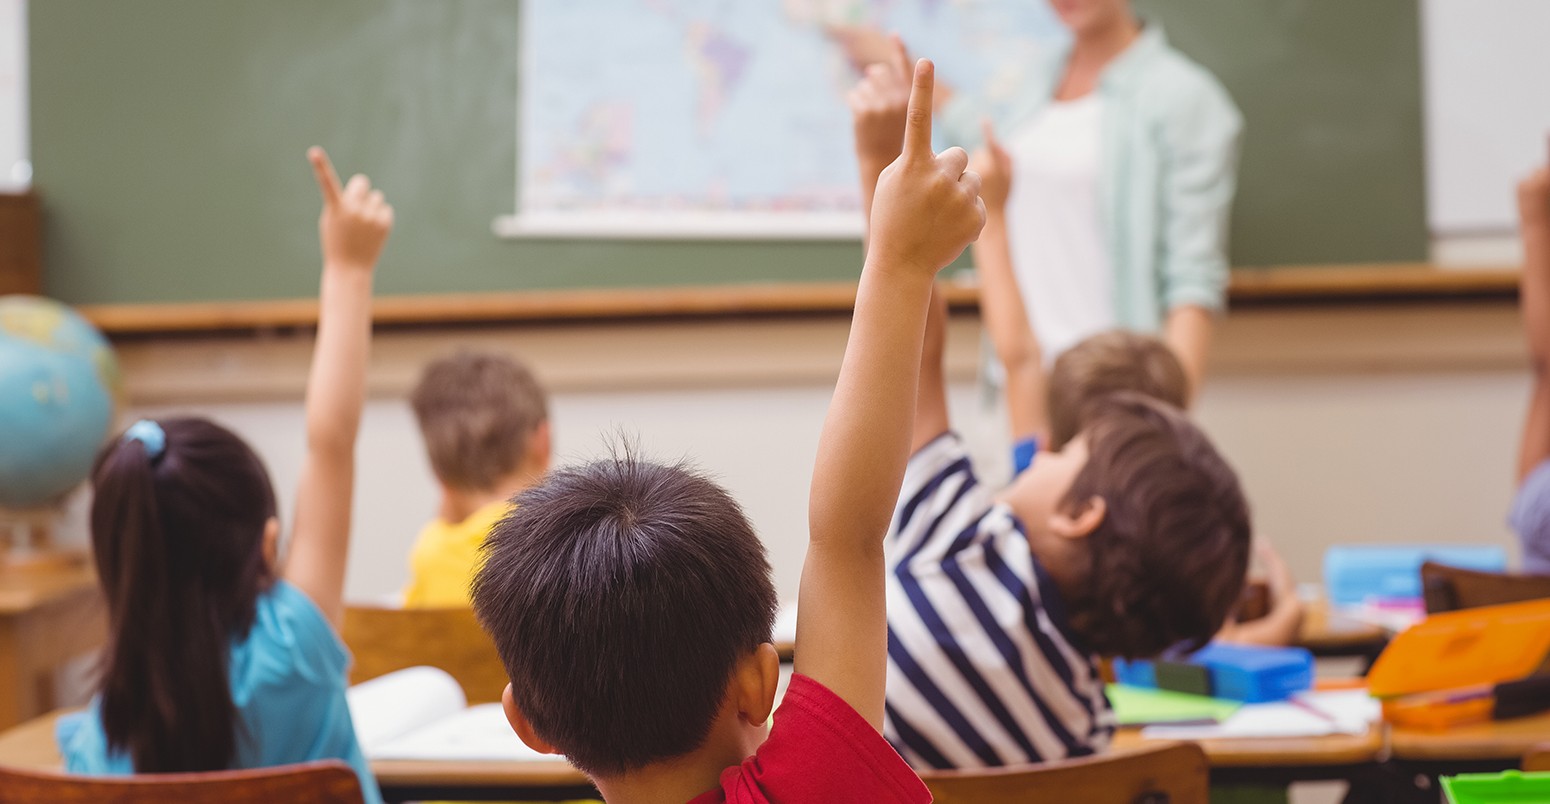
[123,419,166,460]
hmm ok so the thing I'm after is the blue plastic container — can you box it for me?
[1189,643,1314,703]
[1324,545,1508,606]
[1112,643,1314,703]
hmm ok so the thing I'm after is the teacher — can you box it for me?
[842,0,1241,397]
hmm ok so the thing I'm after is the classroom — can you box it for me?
[0,1,1548,802]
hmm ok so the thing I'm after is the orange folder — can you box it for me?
[1366,598,1550,699]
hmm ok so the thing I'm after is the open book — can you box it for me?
[347,666,557,762]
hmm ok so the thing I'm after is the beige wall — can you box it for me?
[64,298,1528,603]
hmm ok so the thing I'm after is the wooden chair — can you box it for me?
[1526,743,1550,772]
[1420,561,1550,614]
[0,759,362,803]
[918,742,1210,804]
[339,604,508,704]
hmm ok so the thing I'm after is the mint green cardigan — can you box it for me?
[943,26,1243,332]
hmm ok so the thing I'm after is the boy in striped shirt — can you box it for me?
[881,286,1252,769]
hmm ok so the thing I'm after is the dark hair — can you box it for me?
[1048,331,1189,451]
[1062,394,1251,659]
[89,417,277,772]
[470,451,777,777]
[411,350,549,491]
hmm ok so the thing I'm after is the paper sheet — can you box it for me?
[369,703,556,762]
[1139,690,1379,741]
[347,666,468,753]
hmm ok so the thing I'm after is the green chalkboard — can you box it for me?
[1136,0,1429,266]
[30,0,1426,306]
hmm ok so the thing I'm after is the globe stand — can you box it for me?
[0,507,86,573]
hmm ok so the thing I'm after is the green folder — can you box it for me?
[1442,772,1550,804]
[1106,684,1242,726]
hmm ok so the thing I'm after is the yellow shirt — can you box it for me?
[402,500,512,608]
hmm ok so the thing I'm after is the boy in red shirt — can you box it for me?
[470,60,982,802]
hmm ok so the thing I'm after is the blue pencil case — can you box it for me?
[1113,642,1314,703]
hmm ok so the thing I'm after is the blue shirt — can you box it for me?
[1511,458,1550,576]
[57,580,381,804]
[884,433,1113,770]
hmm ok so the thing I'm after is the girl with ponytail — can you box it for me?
[58,148,394,803]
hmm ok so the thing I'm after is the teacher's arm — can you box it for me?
[1158,77,1243,403]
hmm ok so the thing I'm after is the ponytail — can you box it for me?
[90,418,276,772]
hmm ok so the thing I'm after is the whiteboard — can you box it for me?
[1422,0,1550,236]
[0,0,24,189]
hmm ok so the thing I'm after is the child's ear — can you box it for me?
[733,643,781,728]
[502,683,560,756]
[262,517,280,569]
[1049,496,1106,541]
[529,419,553,474]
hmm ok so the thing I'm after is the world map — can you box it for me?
[507,0,1064,238]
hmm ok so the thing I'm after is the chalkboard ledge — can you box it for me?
[77,263,1519,337]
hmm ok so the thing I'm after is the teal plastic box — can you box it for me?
[1443,771,1550,803]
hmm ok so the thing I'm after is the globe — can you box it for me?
[0,295,120,509]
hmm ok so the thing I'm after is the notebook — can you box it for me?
[346,666,555,762]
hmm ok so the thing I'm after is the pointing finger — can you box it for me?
[308,147,342,206]
[903,58,935,159]
[980,118,1001,152]
[889,33,911,80]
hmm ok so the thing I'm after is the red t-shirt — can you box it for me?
[688,673,932,803]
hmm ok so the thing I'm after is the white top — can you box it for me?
[1004,94,1114,362]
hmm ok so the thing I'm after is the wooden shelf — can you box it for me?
[75,264,1520,337]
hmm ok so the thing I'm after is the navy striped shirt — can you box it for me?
[883,433,1114,770]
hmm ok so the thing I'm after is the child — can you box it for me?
[968,120,1302,648]
[1512,153,1550,575]
[882,279,1250,769]
[57,149,392,802]
[470,60,978,801]
[403,350,550,607]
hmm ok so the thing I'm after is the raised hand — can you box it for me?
[846,34,913,171]
[969,118,1014,213]
[309,147,394,271]
[1521,154,1549,231]
[866,59,986,278]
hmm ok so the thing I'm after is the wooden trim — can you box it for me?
[0,192,42,297]
[76,263,1521,336]
[110,300,1522,407]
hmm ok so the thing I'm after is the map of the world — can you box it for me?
[503,0,1063,238]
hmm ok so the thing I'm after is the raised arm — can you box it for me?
[1157,82,1242,403]
[1517,156,1550,483]
[802,60,985,728]
[284,148,393,627]
[970,120,1049,444]
[846,35,912,247]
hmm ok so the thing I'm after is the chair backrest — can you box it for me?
[1526,743,1550,772]
[1421,562,1550,614]
[340,604,508,704]
[918,742,1210,804]
[0,760,362,804]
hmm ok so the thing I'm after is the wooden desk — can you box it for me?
[1112,726,1384,770]
[1390,710,1550,764]
[0,709,598,803]
[1295,598,1389,658]
[0,562,107,730]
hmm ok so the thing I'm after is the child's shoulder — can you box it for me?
[230,580,350,692]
